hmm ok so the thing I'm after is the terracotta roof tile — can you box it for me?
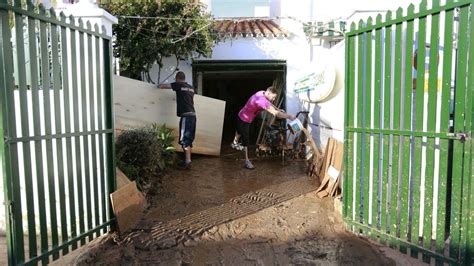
[241,21,252,37]
[214,19,289,38]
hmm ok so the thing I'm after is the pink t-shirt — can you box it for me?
[238,91,271,123]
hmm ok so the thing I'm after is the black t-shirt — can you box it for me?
[171,82,195,116]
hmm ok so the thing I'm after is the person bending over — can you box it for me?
[231,86,296,170]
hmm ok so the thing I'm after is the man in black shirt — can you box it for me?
[159,71,196,170]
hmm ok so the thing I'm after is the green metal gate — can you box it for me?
[343,0,474,264]
[0,0,116,265]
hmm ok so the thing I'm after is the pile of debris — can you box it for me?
[314,138,343,198]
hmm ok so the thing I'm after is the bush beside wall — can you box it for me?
[115,124,176,189]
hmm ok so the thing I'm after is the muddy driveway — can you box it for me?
[56,147,421,265]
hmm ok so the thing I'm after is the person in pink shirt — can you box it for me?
[231,86,296,169]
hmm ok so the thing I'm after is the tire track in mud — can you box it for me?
[122,177,318,250]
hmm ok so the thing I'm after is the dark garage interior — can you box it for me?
[193,61,286,145]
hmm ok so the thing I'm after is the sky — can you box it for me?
[211,0,270,17]
[210,0,424,20]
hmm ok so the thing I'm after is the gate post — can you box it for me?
[0,0,19,264]
[103,28,117,229]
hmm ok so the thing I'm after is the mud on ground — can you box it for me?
[55,147,418,265]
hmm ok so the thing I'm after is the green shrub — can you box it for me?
[115,124,177,188]
[149,123,177,169]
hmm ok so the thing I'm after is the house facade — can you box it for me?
[150,0,421,147]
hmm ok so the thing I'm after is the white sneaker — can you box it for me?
[244,160,255,170]
[231,142,244,151]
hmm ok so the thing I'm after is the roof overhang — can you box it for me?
[213,18,290,39]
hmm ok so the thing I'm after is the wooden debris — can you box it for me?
[116,167,131,189]
[305,128,323,177]
[315,138,343,198]
[110,181,146,234]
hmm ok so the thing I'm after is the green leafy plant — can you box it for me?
[101,0,220,82]
[149,123,176,169]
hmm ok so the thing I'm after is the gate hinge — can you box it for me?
[447,132,470,142]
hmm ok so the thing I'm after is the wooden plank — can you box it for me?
[116,167,131,189]
[303,127,323,177]
[316,138,336,193]
[316,138,343,198]
[110,181,146,234]
[327,140,344,196]
[316,141,335,195]
[114,75,226,156]
[318,138,334,182]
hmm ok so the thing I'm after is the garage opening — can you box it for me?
[192,60,286,146]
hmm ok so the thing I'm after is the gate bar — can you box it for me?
[0,3,111,39]
[23,221,113,266]
[346,127,467,140]
[345,219,459,264]
[346,0,473,36]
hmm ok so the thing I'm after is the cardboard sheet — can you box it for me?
[110,181,146,234]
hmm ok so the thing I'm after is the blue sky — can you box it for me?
[211,0,270,17]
